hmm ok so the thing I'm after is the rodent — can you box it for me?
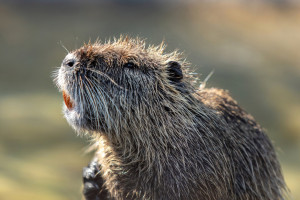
[54,36,287,200]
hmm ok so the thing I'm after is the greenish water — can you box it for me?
[0,2,299,199]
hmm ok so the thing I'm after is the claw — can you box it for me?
[82,160,108,200]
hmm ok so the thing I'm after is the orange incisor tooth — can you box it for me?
[63,90,74,110]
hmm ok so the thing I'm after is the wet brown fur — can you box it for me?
[55,36,287,200]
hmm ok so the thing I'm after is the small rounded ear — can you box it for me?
[167,61,183,82]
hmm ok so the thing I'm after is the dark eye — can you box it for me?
[124,62,135,69]
[66,60,74,67]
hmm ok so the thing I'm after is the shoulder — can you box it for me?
[194,88,258,127]
[195,88,238,112]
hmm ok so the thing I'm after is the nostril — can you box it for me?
[67,61,74,67]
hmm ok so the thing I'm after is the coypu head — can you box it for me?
[54,37,198,137]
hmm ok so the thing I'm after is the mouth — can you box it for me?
[63,90,75,110]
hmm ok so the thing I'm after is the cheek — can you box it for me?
[123,71,153,87]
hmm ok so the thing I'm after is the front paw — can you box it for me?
[83,160,107,200]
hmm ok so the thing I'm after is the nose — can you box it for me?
[63,53,77,68]
[66,60,75,67]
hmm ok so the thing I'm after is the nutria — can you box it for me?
[54,36,287,200]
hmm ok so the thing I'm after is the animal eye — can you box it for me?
[124,62,135,69]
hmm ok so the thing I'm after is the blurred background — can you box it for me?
[0,0,299,199]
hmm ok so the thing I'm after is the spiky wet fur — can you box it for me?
[54,36,287,200]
